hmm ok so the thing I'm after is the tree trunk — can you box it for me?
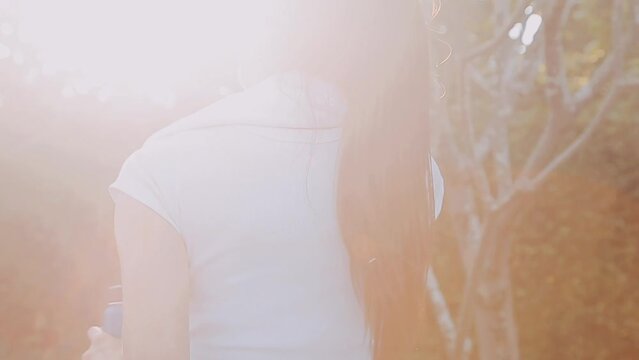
[473,250,520,360]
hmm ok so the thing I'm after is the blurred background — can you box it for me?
[0,0,637,359]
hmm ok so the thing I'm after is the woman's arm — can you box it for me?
[111,191,190,360]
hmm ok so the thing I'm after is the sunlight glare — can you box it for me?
[0,42,9,59]
[522,14,543,46]
[1,22,13,35]
[509,23,523,40]
[12,49,23,65]
[13,0,266,105]
[524,5,533,16]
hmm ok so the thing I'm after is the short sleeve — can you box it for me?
[431,156,444,219]
[108,148,180,233]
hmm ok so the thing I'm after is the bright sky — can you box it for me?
[1,0,253,106]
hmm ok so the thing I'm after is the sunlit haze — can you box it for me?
[3,0,284,107]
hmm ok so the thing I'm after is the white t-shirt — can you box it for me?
[108,70,444,360]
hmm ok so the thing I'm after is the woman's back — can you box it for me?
[109,71,373,359]
[181,126,370,359]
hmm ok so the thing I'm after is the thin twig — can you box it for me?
[529,82,621,187]
[462,1,530,62]
[556,1,575,111]
[468,66,499,98]
[517,0,569,183]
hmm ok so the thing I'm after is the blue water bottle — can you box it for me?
[101,285,123,338]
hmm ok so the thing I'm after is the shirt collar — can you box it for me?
[145,69,348,145]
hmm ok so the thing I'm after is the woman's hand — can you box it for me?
[82,326,123,360]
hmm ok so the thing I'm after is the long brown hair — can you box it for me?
[334,4,434,358]
[258,1,436,357]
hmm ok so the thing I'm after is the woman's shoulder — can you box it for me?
[142,91,252,147]
[108,137,185,233]
[144,70,348,147]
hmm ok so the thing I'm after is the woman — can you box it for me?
[83,1,444,359]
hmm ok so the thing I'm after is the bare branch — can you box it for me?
[472,163,496,208]
[469,63,504,162]
[556,1,576,111]
[529,82,621,187]
[492,120,514,198]
[519,0,634,186]
[475,127,494,162]
[469,65,499,98]
[461,63,496,208]
[560,0,579,27]
[462,1,530,62]
[620,76,639,88]
[516,0,570,182]
[490,53,524,199]
[572,55,617,110]
[451,197,522,359]
[573,0,633,112]
[512,45,545,96]
[426,269,456,357]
